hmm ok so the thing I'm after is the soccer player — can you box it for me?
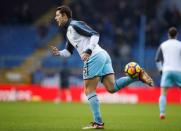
[50,5,154,129]
[155,27,181,119]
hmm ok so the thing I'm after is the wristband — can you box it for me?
[84,49,92,55]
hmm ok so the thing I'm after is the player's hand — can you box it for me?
[81,53,90,61]
[50,46,60,56]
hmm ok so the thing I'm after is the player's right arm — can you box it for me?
[70,21,99,61]
[155,45,164,74]
[50,41,74,58]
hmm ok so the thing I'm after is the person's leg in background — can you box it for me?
[174,72,181,105]
[159,87,167,119]
[159,71,172,119]
[159,71,181,119]
[54,87,61,104]
[65,88,72,102]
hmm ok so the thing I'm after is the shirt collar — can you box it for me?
[63,18,72,29]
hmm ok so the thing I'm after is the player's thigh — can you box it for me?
[84,76,100,94]
[161,72,173,88]
[173,71,181,87]
[101,51,115,91]
[160,87,167,96]
[83,52,106,79]
[102,74,115,93]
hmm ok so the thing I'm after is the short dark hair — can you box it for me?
[57,5,72,18]
[168,27,177,38]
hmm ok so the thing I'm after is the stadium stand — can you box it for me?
[0,0,181,85]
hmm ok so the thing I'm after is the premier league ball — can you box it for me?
[124,62,141,78]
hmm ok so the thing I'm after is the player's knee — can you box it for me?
[107,87,115,94]
[104,82,116,93]
[160,87,167,96]
[85,88,93,95]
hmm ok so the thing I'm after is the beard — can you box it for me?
[57,20,63,27]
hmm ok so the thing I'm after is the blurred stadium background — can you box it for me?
[0,0,180,85]
[0,0,181,100]
[0,0,181,101]
[0,0,181,131]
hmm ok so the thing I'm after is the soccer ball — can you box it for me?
[124,62,141,78]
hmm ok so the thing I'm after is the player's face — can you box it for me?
[55,11,67,27]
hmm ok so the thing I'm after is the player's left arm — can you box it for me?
[155,46,164,74]
[72,21,99,61]
[87,34,99,52]
[81,34,99,61]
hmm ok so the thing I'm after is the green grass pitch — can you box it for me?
[0,102,181,131]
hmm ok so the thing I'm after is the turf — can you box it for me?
[0,102,180,131]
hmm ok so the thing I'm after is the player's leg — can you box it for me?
[176,72,181,107]
[101,56,153,93]
[159,71,172,119]
[83,76,104,129]
[139,68,154,86]
[82,52,106,129]
[102,67,154,93]
[159,71,181,119]
[84,77,102,124]
[54,88,61,103]
[100,51,138,93]
[64,88,72,102]
[159,87,167,119]
[102,67,155,93]
[101,51,154,93]
[173,71,181,87]
[102,73,137,93]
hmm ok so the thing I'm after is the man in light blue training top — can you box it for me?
[155,27,181,120]
[50,5,154,129]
